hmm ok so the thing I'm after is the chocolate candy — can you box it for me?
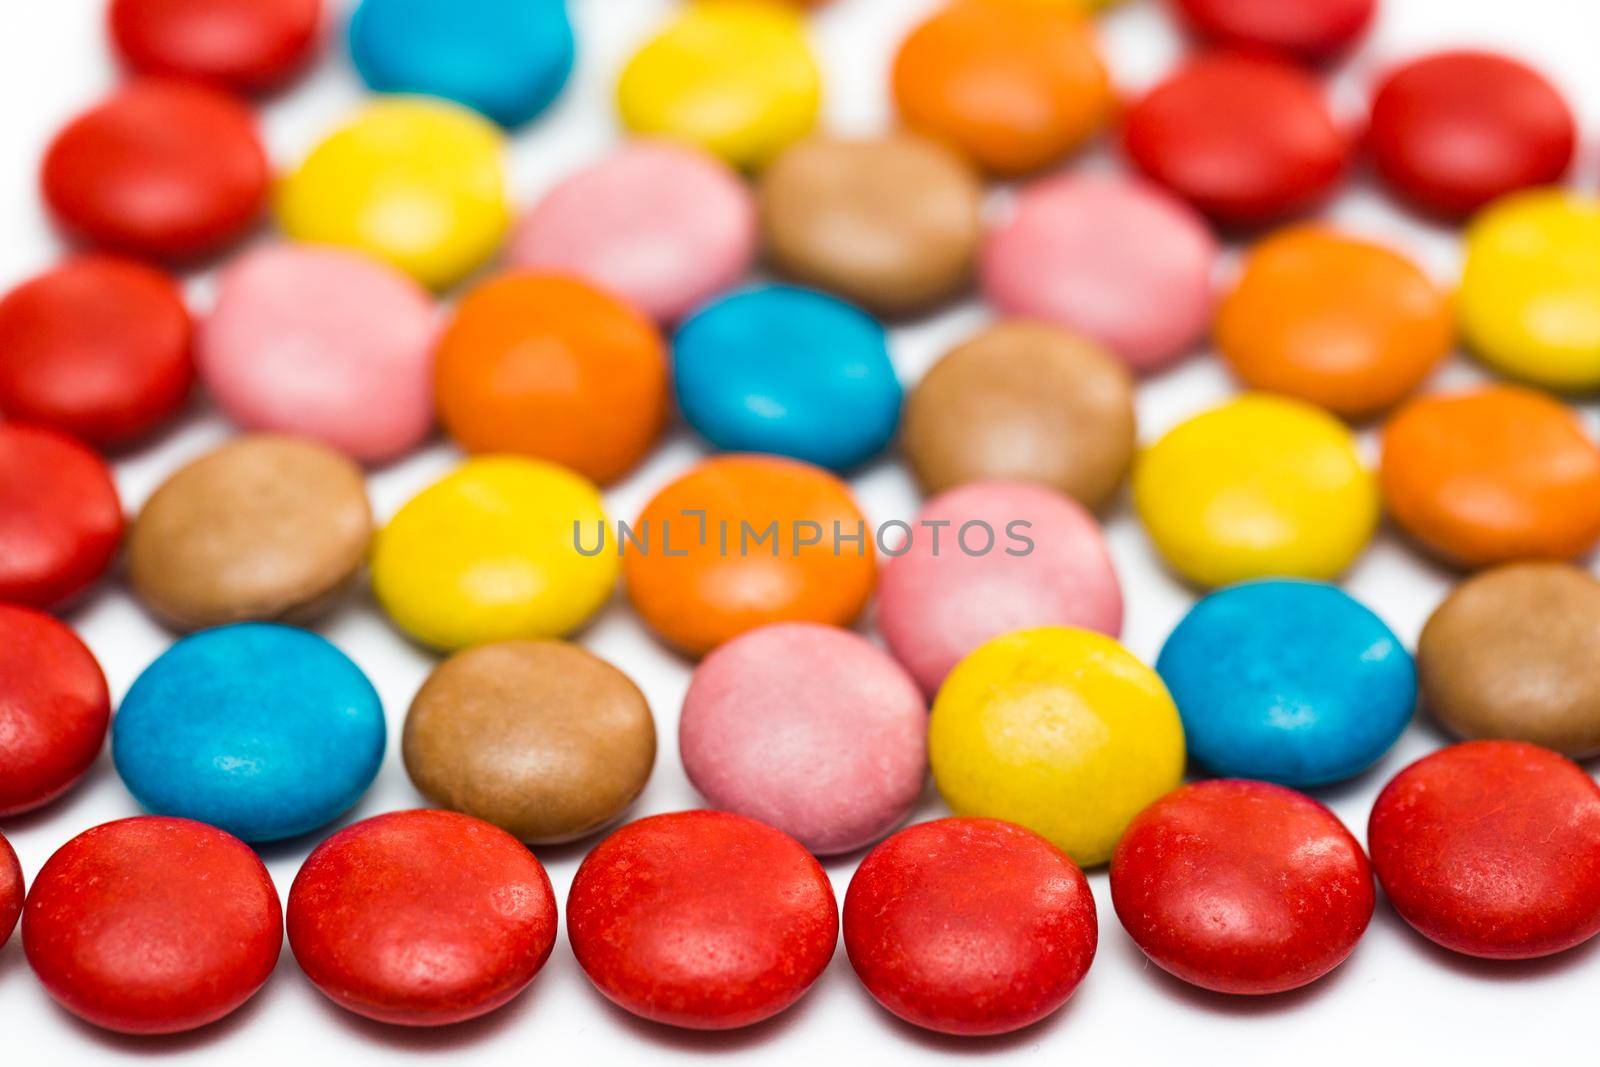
[1369,741,1600,959]
[0,606,110,817]
[844,818,1097,1036]
[1112,780,1374,994]
[902,321,1136,507]
[758,134,983,315]
[288,810,559,1026]
[109,0,323,92]
[1419,563,1600,757]
[404,641,656,844]
[128,434,373,630]
[0,424,123,610]
[568,810,838,1030]
[23,816,282,1034]
[1169,0,1375,64]
[0,833,20,947]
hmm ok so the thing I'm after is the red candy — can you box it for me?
[567,810,838,1030]
[843,818,1097,1036]
[0,833,21,947]
[0,606,111,816]
[0,424,123,609]
[110,0,325,93]
[1123,52,1348,227]
[1367,51,1576,219]
[1170,0,1376,64]
[41,81,269,260]
[23,816,282,1035]
[0,256,194,446]
[1111,780,1373,995]
[287,810,559,1027]
[1369,741,1600,960]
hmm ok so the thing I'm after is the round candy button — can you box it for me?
[278,98,508,290]
[372,457,617,651]
[568,810,838,1030]
[1123,53,1347,226]
[1418,563,1600,758]
[0,833,20,947]
[288,810,559,1026]
[42,81,268,260]
[1169,0,1375,64]
[1380,386,1600,567]
[404,641,656,844]
[673,285,901,470]
[1112,780,1374,995]
[623,455,876,657]
[1458,190,1600,391]
[1369,741,1600,959]
[508,141,757,323]
[929,626,1185,867]
[981,174,1217,372]
[127,435,374,630]
[434,273,668,485]
[1217,226,1452,417]
[680,623,926,855]
[844,818,1096,1036]
[0,256,193,447]
[0,424,123,610]
[113,623,386,842]
[1158,580,1414,786]
[1369,51,1576,220]
[109,0,324,92]
[878,482,1123,697]
[23,817,281,1035]
[617,1,820,170]
[1134,394,1378,587]
[892,0,1111,177]
[0,606,110,817]
[200,244,436,463]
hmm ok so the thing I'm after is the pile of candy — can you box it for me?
[5,0,1600,1042]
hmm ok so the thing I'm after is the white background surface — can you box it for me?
[2,0,1598,1063]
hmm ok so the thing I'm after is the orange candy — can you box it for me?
[623,455,876,657]
[434,273,667,485]
[1381,386,1600,567]
[1217,227,1452,419]
[891,0,1112,177]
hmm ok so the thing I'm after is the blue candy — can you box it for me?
[673,285,902,470]
[112,624,386,843]
[1156,579,1415,787]
[349,0,575,128]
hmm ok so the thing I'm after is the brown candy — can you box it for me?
[902,320,1137,509]
[403,640,656,844]
[128,434,372,629]
[758,134,983,315]
[1419,562,1600,757]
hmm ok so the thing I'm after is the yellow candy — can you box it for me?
[1133,394,1378,588]
[371,457,617,651]
[277,98,509,290]
[1459,188,1600,391]
[617,0,821,170]
[929,626,1184,867]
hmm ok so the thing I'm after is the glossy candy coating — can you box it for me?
[288,809,559,1026]
[1379,385,1600,567]
[0,606,111,816]
[844,818,1097,1036]
[1134,394,1378,587]
[1111,780,1374,994]
[1170,0,1375,64]
[567,810,838,1030]
[1369,741,1600,959]
[929,626,1185,866]
[0,834,20,947]
[623,455,876,657]
[109,0,324,92]
[0,424,123,609]
[42,81,268,260]
[434,273,668,485]
[372,457,617,651]
[679,623,927,855]
[113,623,386,842]
[0,256,194,447]
[23,817,282,1035]
[673,285,900,470]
